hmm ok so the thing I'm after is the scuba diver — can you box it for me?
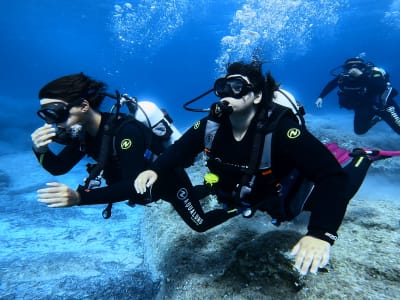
[32,73,236,231]
[315,56,400,135]
[135,61,393,276]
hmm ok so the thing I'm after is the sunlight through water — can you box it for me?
[110,1,189,56]
[383,0,400,29]
[215,0,349,72]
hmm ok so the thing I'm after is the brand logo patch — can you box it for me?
[287,128,301,139]
[177,187,188,200]
[193,121,200,130]
[120,138,132,149]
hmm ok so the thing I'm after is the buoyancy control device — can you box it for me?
[81,92,181,219]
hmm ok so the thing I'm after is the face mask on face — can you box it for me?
[37,99,83,124]
[214,76,255,99]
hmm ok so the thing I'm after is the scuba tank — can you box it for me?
[273,89,306,127]
[134,101,181,146]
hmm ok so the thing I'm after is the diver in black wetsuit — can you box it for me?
[135,61,384,275]
[316,56,400,135]
[32,73,235,232]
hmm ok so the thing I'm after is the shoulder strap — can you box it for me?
[204,120,221,152]
[85,114,117,186]
[259,104,298,170]
[245,108,269,176]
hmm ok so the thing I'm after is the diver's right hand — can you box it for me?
[134,170,158,194]
[315,97,323,108]
[31,123,56,153]
[37,182,81,207]
[209,101,233,121]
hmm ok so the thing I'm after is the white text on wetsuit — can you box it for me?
[177,187,204,225]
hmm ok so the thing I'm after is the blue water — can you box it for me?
[1,0,400,151]
[1,1,400,298]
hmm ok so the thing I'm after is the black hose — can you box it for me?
[183,88,214,112]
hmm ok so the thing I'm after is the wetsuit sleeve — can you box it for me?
[155,167,237,232]
[78,122,148,205]
[33,144,84,175]
[273,118,348,244]
[318,76,339,99]
[146,118,238,231]
[151,119,207,174]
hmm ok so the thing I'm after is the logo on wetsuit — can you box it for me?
[176,187,204,225]
[287,128,301,139]
[120,138,132,149]
[177,187,188,200]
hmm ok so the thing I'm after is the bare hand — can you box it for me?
[134,170,158,194]
[315,97,323,108]
[290,235,330,275]
[31,124,56,152]
[37,182,81,207]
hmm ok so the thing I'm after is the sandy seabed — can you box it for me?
[141,170,400,300]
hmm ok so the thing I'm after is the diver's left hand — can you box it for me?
[290,235,330,275]
[37,182,81,207]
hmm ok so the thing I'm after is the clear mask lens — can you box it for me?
[214,76,254,99]
[37,99,83,124]
[37,102,70,124]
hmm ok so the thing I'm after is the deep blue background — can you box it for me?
[1,0,399,151]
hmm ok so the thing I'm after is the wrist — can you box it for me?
[306,229,338,245]
[75,192,81,206]
[76,187,85,206]
[33,145,49,154]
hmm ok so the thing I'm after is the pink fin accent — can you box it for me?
[325,143,352,165]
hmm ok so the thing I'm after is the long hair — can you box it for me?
[226,61,279,110]
[38,73,107,110]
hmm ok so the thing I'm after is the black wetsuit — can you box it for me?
[319,69,400,135]
[151,112,353,244]
[33,113,235,232]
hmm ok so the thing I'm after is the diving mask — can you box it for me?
[37,99,83,124]
[214,76,254,99]
[343,58,367,72]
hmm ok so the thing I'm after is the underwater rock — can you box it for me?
[220,230,306,296]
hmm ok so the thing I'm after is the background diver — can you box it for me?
[316,56,400,135]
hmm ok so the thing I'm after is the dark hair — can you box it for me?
[343,57,367,71]
[226,61,279,109]
[38,73,107,110]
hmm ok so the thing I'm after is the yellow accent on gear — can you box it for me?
[355,156,364,167]
[287,128,301,139]
[120,138,133,150]
[204,173,219,185]
[39,153,45,166]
